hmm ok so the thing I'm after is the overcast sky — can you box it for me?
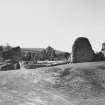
[0,0,105,52]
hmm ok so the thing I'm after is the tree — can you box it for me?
[41,49,46,60]
[5,43,12,51]
[50,49,55,61]
[0,46,3,58]
[11,46,22,62]
[2,46,22,62]
[64,52,70,60]
[24,52,32,61]
[46,46,55,61]
[0,46,3,51]
[94,52,105,61]
[32,54,39,64]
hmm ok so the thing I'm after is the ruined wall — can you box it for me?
[101,42,105,57]
[71,37,95,63]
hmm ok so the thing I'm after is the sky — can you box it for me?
[0,0,105,52]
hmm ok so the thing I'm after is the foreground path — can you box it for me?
[0,67,105,105]
[0,87,73,105]
[34,88,74,105]
[0,69,74,105]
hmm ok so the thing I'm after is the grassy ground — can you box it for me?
[0,61,105,104]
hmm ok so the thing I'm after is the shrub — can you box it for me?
[93,52,105,61]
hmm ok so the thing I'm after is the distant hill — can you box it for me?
[22,48,44,53]
[22,48,69,54]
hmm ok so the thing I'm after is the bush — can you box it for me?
[93,52,105,61]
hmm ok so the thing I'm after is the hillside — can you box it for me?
[0,62,105,104]
[22,47,68,54]
[22,48,43,53]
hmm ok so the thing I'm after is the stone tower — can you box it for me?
[101,42,105,57]
[71,37,95,63]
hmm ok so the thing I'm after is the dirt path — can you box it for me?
[0,69,74,105]
[34,88,74,105]
[0,86,74,105]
